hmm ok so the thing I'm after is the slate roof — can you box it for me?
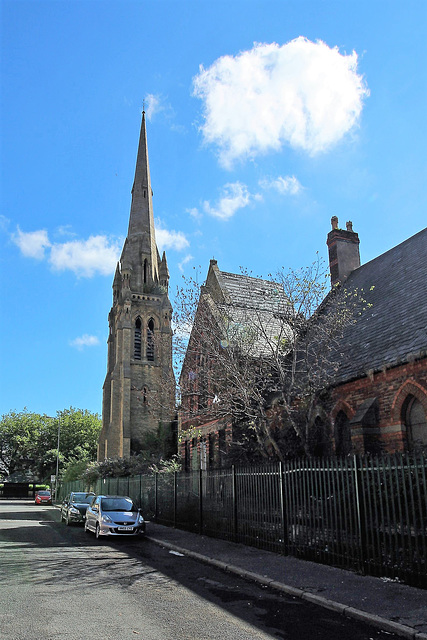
[209,270,291,357]
[330,227,427,384]
[218,271,289,313]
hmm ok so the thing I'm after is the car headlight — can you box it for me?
[137,514,145,524]
[101,514,113,523]
[69,507,80,514]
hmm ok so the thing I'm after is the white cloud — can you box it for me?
[193,37,369,167]
[172,319,193,340]
[203,182,254,220]
[187,207,202,220]
[56,224,77,237]
[260,175,302,195]
[12,226,51,259]
[145,93,161,120]
[13,221,189,277]
[49,235,121,277]
[155,221,189,252]
[178,254,194,272]
[0,215,10,232]
[69,334,100,350]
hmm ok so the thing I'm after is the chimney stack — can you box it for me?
[326,217,360,286]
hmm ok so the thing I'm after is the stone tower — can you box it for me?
[98,112,175,460]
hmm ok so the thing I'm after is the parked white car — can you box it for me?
[84,495,146,539]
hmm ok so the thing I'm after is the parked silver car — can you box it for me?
[60,491,95,525]
[84,495,146,538]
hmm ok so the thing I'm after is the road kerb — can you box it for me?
[146,535,421,639]
[301,592,348,614]
[344,607,416,639]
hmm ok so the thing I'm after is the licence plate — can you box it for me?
[117,526,134,531]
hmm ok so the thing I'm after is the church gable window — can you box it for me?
[134,317,142,360]
[334,410,351,456]
[147,318,155,361]
[402,395,427,451]
[311,416,328,457]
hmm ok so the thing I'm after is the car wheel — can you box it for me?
[65,512,70,526]
[84,519,90,534]
[95,523,101,539]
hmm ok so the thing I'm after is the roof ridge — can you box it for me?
[219,270,278,285]
[351,226,427,276]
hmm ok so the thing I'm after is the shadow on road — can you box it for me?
[0,501,393,640]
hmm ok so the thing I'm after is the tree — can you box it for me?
[0,410,51,478]
[0,407,101,481]
[175,257,373,463]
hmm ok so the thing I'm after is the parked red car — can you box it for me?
[35,490,52,505]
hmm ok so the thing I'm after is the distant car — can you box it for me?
[84,495,146,539]
[60,491,95,525]
[35,490,52,505]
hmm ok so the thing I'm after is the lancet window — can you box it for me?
[134,317,142,360]
[147,318,155,361]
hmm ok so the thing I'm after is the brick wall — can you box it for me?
[330,357,427,454]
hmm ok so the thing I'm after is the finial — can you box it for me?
[142,99,145,114]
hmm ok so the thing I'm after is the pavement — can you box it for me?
[145,522,427,640]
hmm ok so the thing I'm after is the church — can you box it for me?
[98,112,427,467]
[97,112,175,461]
[179,221,427,468]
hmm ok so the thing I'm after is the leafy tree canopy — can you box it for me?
[0,407,101,481]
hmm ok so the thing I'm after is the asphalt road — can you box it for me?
[0,501,397,640]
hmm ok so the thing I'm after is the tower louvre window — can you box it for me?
[144,259,148,284]
[134,318,142,360]
[147,318,155,361]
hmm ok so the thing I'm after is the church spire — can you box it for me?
[121,110,159,286]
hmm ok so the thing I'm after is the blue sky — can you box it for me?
[1,0,426,418]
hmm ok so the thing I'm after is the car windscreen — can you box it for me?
[101,498,135,512]
[71,494,93,503]
[38,491,50,496]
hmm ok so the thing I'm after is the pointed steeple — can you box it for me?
[159,250,170,289]
[99,110,175,463]
[121,110,159,286]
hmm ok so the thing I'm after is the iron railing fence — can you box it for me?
[59,453,427,588]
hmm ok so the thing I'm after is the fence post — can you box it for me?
[353,455,367,575]
[199,469,203,534]
[279,461,288,554]
[232,465,238,542]
[173,471,177,528]
[154,472,158,523]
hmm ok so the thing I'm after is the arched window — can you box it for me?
[147,318,155,361]
[334,410,351,456]
[134,318,142,360]
[402,395,427,450]
[311,416,327,457]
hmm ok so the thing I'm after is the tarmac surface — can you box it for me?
[145,522,427,640]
